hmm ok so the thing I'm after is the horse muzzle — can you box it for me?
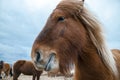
[32,50,59,71]
[44,53,56,71]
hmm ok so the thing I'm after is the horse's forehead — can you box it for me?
[51,9,66,18]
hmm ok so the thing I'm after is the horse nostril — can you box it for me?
[36,51,41,62]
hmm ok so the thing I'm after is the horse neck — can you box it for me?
[74,44,114,80]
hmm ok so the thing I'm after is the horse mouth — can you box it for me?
[44,53,55,71]
[33,53,56,71]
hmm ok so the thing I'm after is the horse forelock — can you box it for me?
[57,0,118,77]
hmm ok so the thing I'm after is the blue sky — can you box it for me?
[0,0,120,64]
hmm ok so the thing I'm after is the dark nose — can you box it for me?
[36,51,41,62]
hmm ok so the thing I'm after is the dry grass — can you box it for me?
[18,75,73,80]
[6,72,73,80]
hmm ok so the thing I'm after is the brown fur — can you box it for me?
[0,62,11,79]
[31,0,120,80]
[13,60,43,80]
[112,49,120,77]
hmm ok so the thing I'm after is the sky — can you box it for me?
[0,0,120,64]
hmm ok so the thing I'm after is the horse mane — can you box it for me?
[79,7,118,77]
[57,0,118,77]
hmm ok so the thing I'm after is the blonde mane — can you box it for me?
[80,7,118,77]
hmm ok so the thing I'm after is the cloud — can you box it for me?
[24,0,61,13]
[86,0,120,49]
[0,0,62,64]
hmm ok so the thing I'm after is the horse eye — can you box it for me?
[57,17,65,22]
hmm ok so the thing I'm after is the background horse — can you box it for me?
[0,61,3,69]
[13,60,43,80]
[31,0,120,80]
[111,49,120,75]
[111,49,120,54]
[0,61,12,80]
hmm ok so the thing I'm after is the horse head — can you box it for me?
[31,0,118,80]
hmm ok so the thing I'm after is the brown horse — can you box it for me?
[0,61,12,79]
[13,60,43,80]
[31,0,120,80]
[111,49,120,55]
[111,49,120,73]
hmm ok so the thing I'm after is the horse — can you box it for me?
[111,49,120,54]
[31,0,120,80]
[111,49,120,70]
[0,61,12,80]
[13,60,43,80]
[0,61,3,69]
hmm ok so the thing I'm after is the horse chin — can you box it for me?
[44,64,59,72]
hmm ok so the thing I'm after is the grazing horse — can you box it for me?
[31,0,120,80]
[13,60,43,80]
[0,61,12,79]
